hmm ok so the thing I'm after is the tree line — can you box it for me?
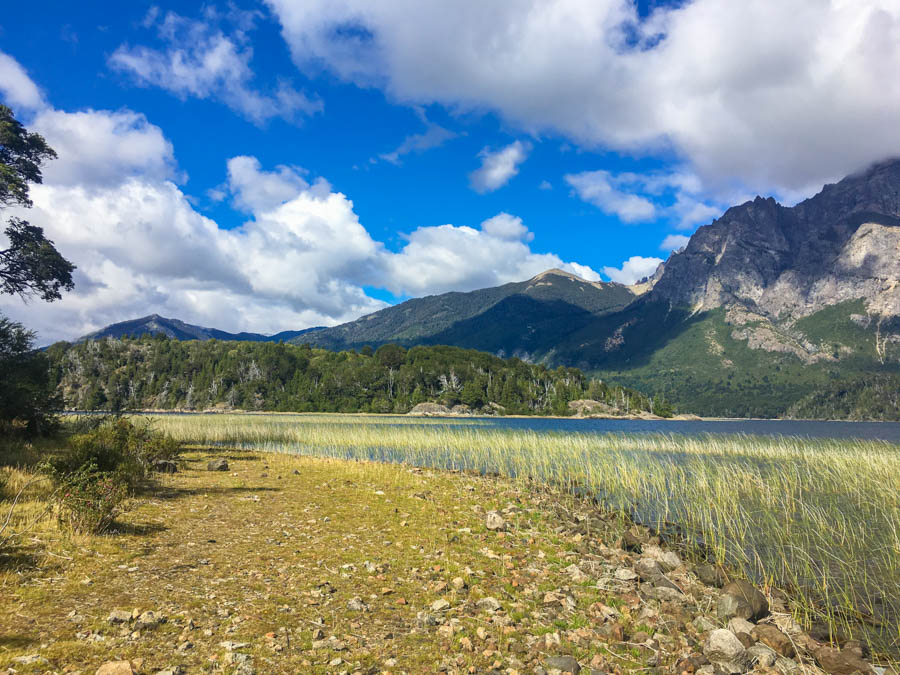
[45,336,671,416]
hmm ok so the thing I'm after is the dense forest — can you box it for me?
[786,374,900,421]
[44,336,671,416]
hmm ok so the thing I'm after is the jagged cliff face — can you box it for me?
[651,159,900,320]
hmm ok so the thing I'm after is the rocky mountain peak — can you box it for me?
[651,158,900,318]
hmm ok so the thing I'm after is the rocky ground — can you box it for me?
[0,451,894,675]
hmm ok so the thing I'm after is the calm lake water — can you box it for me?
[473,417,900,442]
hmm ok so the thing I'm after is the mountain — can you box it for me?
[291,269,637,356]
[295,159,900,417]
[76,314,322,344]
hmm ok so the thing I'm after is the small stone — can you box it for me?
[703,628,746,663]
[95,662,135,675]
[347,597,369,612]
[751,624,795,658]
[451,576,467,590]
[717,580,769,622]
[108,609,132,625]
[775,655,800,673]
[416,611,438,628]
[614,568,637,581]
[746,644,777,668]
[485,511,506,531]
[207,458,229,471]
[12,655,49,666]
[544,655,581,673]
[727,617,755,635]
[634,558,664,581]
[154,668,186,675]
[693,615,718,632]
[431,598,451,612]
[220,641,250,651]
[476,597,502,612]
[135,610,164,630]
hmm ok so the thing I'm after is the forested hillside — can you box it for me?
[45,336,668,416]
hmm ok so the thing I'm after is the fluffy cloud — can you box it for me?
[0,52,45,111]
[566,168,724,228]
[660,234,690,251]
[109,8,321,124]
[32,109,177,187]
[602,256,663,285]
[565,171,657,223]
[266,0,900,197]
[469,141,530,193]
[0,52,598,343]
[381,213,598,297]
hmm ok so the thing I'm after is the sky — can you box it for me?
[2,1,900,343]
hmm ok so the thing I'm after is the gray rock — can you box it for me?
[485,511,506,531]
[544,655,581,673]
[207,458,229,471]
[153,668,186,675]
[703,628,746,663]
[634,558,664,581]
[476,596,502,612]
[717,580,769,622]
[693,615,718,632]
[431,598,450,612]
[696,563,728,588]
[727,617,755,635]
[416,611,438,628]
[746,644,778,668]
[347,597,369,612]
[108,609,133,624]
[775,655,801,673]
[614,568,637,581]
[12,655,49,665]
[135,610,164,630]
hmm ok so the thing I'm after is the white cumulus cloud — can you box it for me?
[660,234,690,251]
[265,0,900,199]
[602,256,663,285]
[469,141,530,194]
[0,52,46,111]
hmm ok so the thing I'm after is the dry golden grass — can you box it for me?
[1,449,666,674]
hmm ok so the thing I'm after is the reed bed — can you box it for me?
[143,413,900,655]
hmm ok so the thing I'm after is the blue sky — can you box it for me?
[2,1,899,341]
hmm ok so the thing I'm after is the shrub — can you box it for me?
[55,464,127,534]
[48,417,181,491]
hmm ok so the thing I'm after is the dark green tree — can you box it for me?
[1,105,74,301]
[1,106,74,433]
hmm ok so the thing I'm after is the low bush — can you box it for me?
[48,417,181,491]
[41,418,180,533]
[55,464,127,534]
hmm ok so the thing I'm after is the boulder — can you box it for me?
[407,402,451,416]
[746,644,777,668]
[703,628,746,664]
[107,609,132,624]
[717,580,769,622]
[813,645,875,674]
[696,563,729,588]
[751,624,795,658]
[207,458,229,471]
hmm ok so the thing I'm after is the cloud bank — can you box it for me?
[266,0,900,197]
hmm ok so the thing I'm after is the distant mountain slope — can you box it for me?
[294,269,636,353]
[77,314,322,344]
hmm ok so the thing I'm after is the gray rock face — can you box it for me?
[717,580,769,622]
[650,159,900,332]
[703,628,746,664]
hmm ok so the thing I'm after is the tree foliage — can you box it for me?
[46,336,666,416]
[0,105,74,301]
[0,315,59,435]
